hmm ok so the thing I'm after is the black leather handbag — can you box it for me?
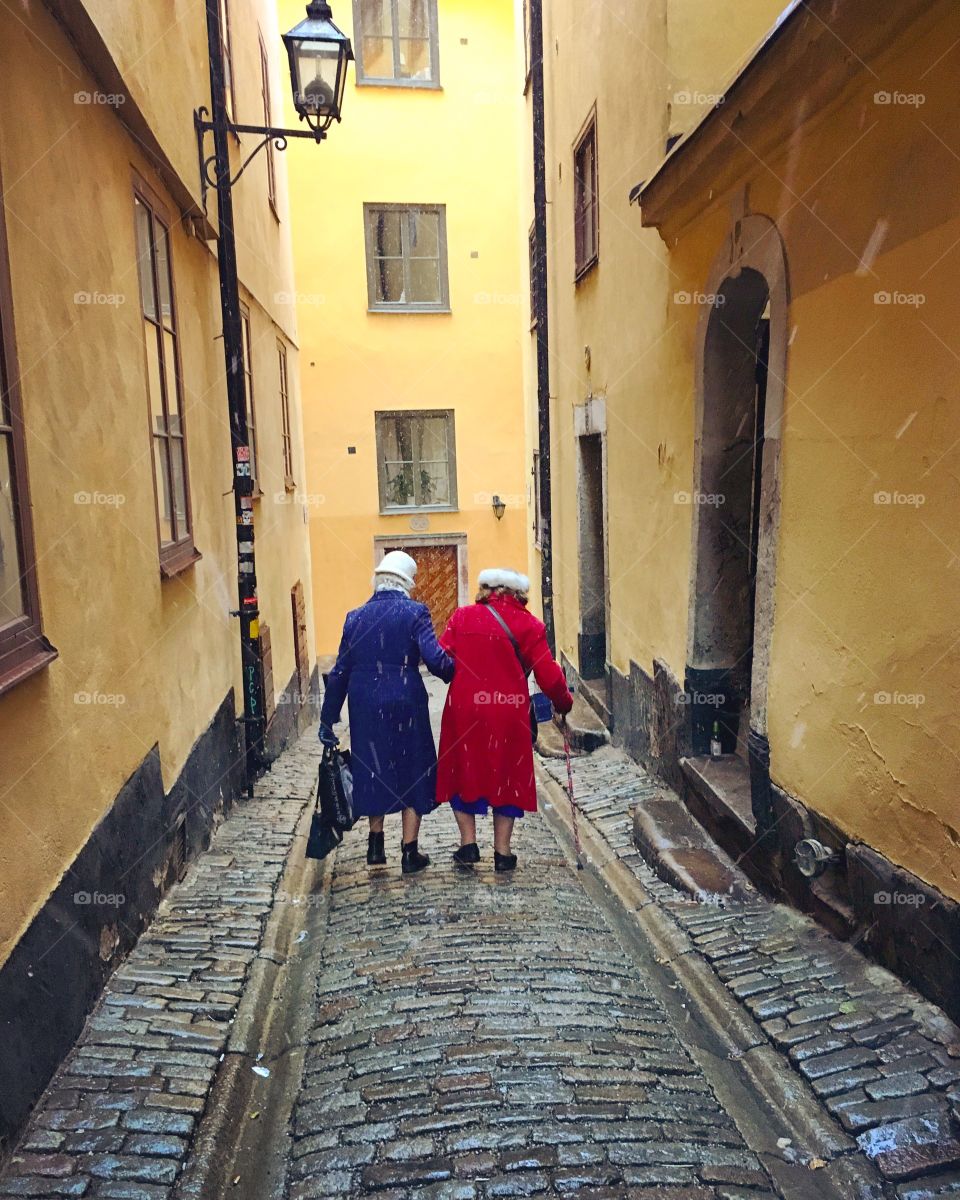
[305,808,341,861]
[318,745,355,832]
[305,746,354,861]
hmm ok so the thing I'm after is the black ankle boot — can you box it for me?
[401,840,430,875]
[453,842,481,867]
[494,851,518,873]
[367,831,386,866]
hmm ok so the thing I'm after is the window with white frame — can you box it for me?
[532,450,544,549]
[375,410,457,511]
[574,113,599,280]
[364,204,449,311]
[353,0,440,86]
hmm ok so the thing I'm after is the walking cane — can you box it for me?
[560,716,584,870]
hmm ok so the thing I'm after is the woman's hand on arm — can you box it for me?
[416,607,455,683]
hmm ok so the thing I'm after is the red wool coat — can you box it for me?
[436,596,574,812]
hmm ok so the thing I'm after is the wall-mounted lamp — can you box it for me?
[491,494,506,521]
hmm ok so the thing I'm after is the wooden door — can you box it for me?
[387,544,459,636]
[260,622,276,727]
[290,580,311,699]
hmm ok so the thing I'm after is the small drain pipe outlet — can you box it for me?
[794,837,841,878]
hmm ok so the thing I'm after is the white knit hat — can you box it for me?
[478,568,530,595]
[375,550,418,590]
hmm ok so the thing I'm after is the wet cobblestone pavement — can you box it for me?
[286,813,780,1199]
[4,710,960,1199]
[0,743,320,1200]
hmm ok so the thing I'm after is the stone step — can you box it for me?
[577,676,612,728]
[536,693,609,757]
[631,792,758,904]
[680,755,757,842]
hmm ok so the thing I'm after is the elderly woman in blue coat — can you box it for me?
[319,551,454,875]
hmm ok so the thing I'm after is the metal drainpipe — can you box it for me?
[530,0,555,652]
[204,0,266,795]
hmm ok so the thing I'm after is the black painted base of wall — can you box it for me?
[603,656,960,1028]
[264,664,321,764]
[577,632,606,682]
[0,689,249,1153]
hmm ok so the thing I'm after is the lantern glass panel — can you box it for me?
[294,42,342,115]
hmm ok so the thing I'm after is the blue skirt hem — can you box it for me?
[449,796,525,819]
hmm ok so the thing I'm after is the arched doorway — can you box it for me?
[685,214,788,826]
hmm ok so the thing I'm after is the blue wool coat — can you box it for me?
[319,590,455,817]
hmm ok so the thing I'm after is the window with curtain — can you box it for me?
[134,188,195,572]
[219,0,236,121]
[532,450,544,549]
[574,115,599,279]
[354,0,439,86]
[364,204,448,311]
[375,410,457,510]
[259,33,277,213]
[529,222,542,330]
[278,339,295,486]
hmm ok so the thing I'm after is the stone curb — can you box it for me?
[173,800,335,1200]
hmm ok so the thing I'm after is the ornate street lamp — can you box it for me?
[283,2,354,135]
[195,0,351,791]
[196,2,353,200]
[492,495,506,521]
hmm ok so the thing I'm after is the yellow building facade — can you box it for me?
[0,0,317,1144]
[526,0,960,1018]
[279,0,527,653]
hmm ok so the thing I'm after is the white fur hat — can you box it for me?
[478,568,530,594]
[375,550,418,589]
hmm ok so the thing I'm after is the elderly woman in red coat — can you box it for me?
[436,568,574,872]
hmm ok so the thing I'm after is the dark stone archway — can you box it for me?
[686,214,789,825]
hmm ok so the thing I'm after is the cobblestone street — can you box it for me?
[2,682,960,1200]
[286,813,777,1200]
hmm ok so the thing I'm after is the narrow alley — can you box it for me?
[2,0,960,1196]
